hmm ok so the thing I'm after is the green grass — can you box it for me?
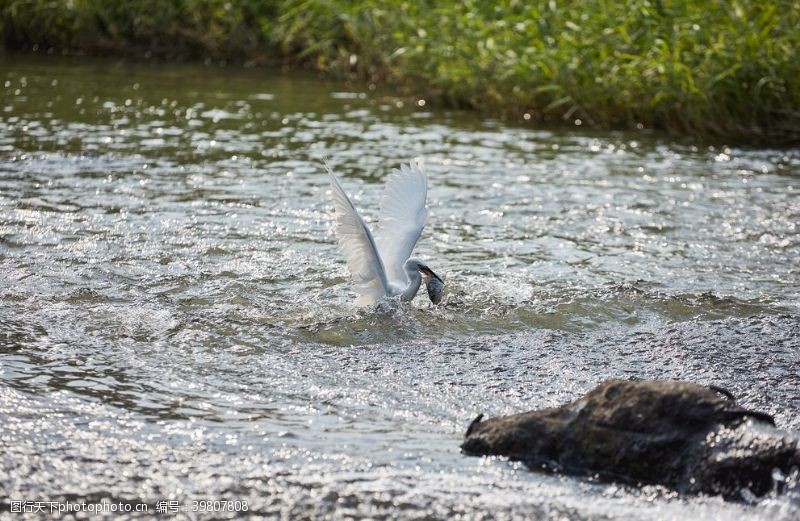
[3,0,799,142]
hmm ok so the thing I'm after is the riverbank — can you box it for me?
[3,0,799,142]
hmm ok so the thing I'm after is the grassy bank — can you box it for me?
[2,0,799,142]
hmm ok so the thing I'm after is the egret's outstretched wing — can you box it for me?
[325,162,390,305]
[376,162,429,284]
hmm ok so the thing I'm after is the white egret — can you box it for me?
[325,160,444,306]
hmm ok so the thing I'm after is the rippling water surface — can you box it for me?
[1,55,799,519]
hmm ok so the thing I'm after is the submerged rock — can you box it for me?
[462,379,800,500]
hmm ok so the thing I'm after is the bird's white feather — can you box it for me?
[376,162,429,284]
[325,162,390,305]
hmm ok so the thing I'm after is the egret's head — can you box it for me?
[408,257,442,282]
[407,257,445,304]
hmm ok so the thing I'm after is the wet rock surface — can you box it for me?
[462,379,800,500]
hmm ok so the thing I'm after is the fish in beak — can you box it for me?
[419,266,445,304]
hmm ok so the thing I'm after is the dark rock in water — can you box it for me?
[461,379,800,500]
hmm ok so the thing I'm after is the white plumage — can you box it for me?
[376,163,429,284]
[325,160,443,306]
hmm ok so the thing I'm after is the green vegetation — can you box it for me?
[2,0,799,141]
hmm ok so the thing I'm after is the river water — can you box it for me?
[1,55,799,519]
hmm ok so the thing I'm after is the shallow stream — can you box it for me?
[1,55,799,519]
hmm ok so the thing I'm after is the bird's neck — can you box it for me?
[400,266,422,301]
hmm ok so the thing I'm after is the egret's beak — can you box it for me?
[419,266,443,283]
